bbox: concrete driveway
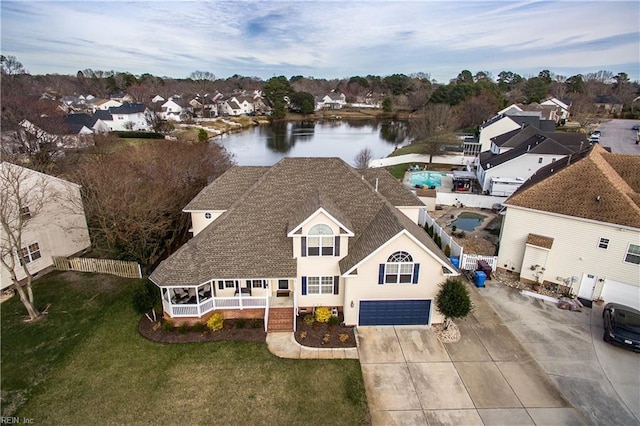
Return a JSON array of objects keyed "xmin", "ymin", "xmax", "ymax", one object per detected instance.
[
  {"xmin": 357, "ymin": 286, "xmax": 584, "ymax": 425},
  {"xmin": 481, "ymin": 281, "xmax": 640, "ymax": 425}
]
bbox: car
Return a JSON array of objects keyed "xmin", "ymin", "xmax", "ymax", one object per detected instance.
[
  {"xmin": 602, "ymin": 303, "xmax": 640, "ymax": 352},
  {"xmin": 592, "ymin": 129, "xmax": 602, "ymax": 137},
  {"xmin": 632, "ymin": 124, "xmax": 639, "ymax": 131}
]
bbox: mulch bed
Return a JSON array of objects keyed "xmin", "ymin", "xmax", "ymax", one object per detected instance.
[
  {"xmin": 138, "ymin": 316, "xmax": 266, "ymax": 344},
  {"xmin": 293, "ymin": 315, "xmax": 356, "ymax": 348}
]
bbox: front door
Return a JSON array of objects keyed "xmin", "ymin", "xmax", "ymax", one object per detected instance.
[{"xmin": 578, "ymin": 273, "xmax": 597, "ymax": 300}]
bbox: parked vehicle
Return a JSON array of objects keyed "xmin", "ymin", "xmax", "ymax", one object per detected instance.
[
  {"xmin": 602, "ymin": 303, "xmax": 640, "ymax": 352},
  {"xmin": 631, "ymin": 124, "xmax": 639, "ymax": 131}
]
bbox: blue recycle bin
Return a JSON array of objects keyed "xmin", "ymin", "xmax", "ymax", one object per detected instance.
[
  {"xmin": 474, "ymin": 271, "xmax": 487, "ymax": 288},
  {"xmin": 450, "ymin": 257, "xmax": 460, "ymax": 269}
]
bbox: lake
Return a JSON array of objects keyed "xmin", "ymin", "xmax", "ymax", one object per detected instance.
[{"xmin": 212, "ymin": 120, "xmax": 410, "ymax": 166}]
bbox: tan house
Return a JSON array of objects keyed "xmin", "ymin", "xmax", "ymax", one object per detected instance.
[
  {"xmin": 149, "ymin": 158, "xmax": 458, "ymax": 331},
  {"xmin": 0, "ymin": 163, "xmax": 91, "ymax": 289},
  {"xmin": 497, "ymin": 145, "xmax": 640, "ymax": 309}
]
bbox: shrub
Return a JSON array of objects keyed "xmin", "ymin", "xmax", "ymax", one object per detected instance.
[
  {"xmin": 178, "ymin": 323, "xmax": 190, "ymax": 334},
  {"xmin": 328, "ymin": 315, "xmax": 340, "ymax": 326},
  {"xmin": 161, "ymin": 320, "xmax": 174, "ymax": 332},
  {"xmin": 315, "ymin": 307, "xmax": 332, "ymax": 323},
  {"xmin": 322, "ymin": 333, "xmax": 331, "ymax": 344},
  {"xmin": 114, "ymin": 131, "xmax": 164, "ymax": 139},
  {"xmin": 207, "ymin": 313, "xmax": 224, "ymax": 332},
  {"xmin": 444, "ymin": 244, "xmax": 451, "ymax": 257},
  {"xmin": 251, "ymin": 318, "xmax": 261, "ymax": 329},
  {"xmin": 192, "ymin": 322, "xmax": 206, "ymax": 332},
  {"xmin": 303, "ymin": 314, "xmax": 315, "ymax": 326},
  {"xmin": 339, "ymin": 333, "xmax": 350, "ymax": 342},
  {"xmin": 197, "ymin": 128, "xmax": 208, "ymax": 142},
  {"xmin": 300, "ymin": 331, "xmax": 308, "ymax": 340},
  {"xmin": 435, "ymin": 277, "xmax": 473, "ymax": 327},
  {"xmin": 132, "ymin": 279, "xmax": 160, "ymax": 319},
  {"xmin": 235, "ymin": 319, "xmax": 246, "ymax": 329}
]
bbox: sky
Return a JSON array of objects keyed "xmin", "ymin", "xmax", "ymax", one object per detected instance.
[{"xmin": 2, "ymin": 0, "xmax": 639, "ymax": 82}]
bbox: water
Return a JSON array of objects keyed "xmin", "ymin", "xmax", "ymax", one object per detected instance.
[
  {"xmin": 212, "ymin": 120, "xmax": 410, "ymax": 166},
  {"xmin": 409, "ymin": 171, "xmax": 446, "ymax": 188},
  {"xmin": 451, "ymin": 212, "xmax": 487, "ymax": 231}
]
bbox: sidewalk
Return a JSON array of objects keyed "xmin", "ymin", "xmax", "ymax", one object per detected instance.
[{"xmin": 266, "ymin": 331, "xmax": 359, "ymax": 359}]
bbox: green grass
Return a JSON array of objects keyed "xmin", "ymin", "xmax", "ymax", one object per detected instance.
[{"xmin": 1, "ymin": 272, "xmax": 368, "ymax": 424}]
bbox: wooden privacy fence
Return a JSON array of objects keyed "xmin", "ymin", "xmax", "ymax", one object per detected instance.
[{"xmin": 52, "ymin": 257, "xmax": 142, "ymax": 279}]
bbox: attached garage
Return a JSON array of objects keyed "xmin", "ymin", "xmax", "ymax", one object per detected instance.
[{"xmin": 359, "ymin": 300, "xmax": 431, "ymax": 326}]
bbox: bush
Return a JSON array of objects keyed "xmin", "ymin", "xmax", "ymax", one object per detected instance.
[
  {"xmin": 178, "ymin": 323, "xmax": 190, "ymax": 334},
  {"xmin": 161, "ymin": 320, "xmax": 174, "ymax": 332},
  {"xmin": 235, "ymin": 319, "xmax": 246, "ymax": 329},
  {"xmin": 435, "ymin": 277, "xmax": 473, "ymax": 323},
  {"xmin": 197, "ymin": 128, "xmax": 209, "ymax": 142},
  {"xmin": 328, "ymin": 315, "xmax": 340, "ymax": 326},
  {"xmin": 251, "ymin": 318, "xmax": 261, "ymax": 329},
  {"xmin": 207, "ymin": 313, "xmax": 224, "ymax": 332},
  {"xmin": 444, "ymin": 244, "xmax": 451, "ymax": 257},
  {"xmin": 192, "ymin": 322, "xmax": 206, "ymax": 332},
  {"xmin": 303, "ymin": 314, "xmax": 315, "ymax": 326},
  {"xmin": 339, "ymin": 333, "xmax": 350, "ymax": 342},
  {"xmin": 315, "ymin": 307, "xmax": 332, "ymax": 323},
  {"xmin": 131, "ymin": 279, "xmax": 160, "ymax": 317},
  {"xmin": 114, "ymin": 131, "xmax": 165, "ymax": 139}
]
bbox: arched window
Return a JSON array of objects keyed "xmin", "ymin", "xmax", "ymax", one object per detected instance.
[
  {"xmin": 384, "ymin": 251, "xmax": 415, "ymax": 283},
  {"xmin": 307, "ymin": 224, "xmax": 335, "ymax": 256}
]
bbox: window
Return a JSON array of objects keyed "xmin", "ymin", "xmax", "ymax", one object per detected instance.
[
  {"xmin": 204, "ymin": 212, "xmax": 212, "ymax": 219},
  {"xmin": 307, "ymin": 277, "xmax": 334, "ymax": 295},
  {"xmin": 247, "ymin": 279, "xmax": 267, "ymax": 289},
  {"xmin": 217, "ymin": 280, "xmax": 237, "ymax": 290},
  {"xmin": 624, "ymin": 244, "xmax": 640, "ymax": 265},
  {"xmin": 538, "ymin": 157, "xmax": 543, "ymax": 164},
  {"xmin": 307, "ymin": 224, "xmax": 334, "ymax": 256},
  {"xmin": 20, "ymin": 206, "xmax": 31, "ymax": 219},
  {"xmin": 19, "ymin": 242, "xmax": 41, "ymax": 265},
  {"xmin": 384, "ymin": 251, "xmax": 415, "ymax": 284},
  {"xmin": 598, "ymin": 238, "xmax": 609, "ymax": 249}
]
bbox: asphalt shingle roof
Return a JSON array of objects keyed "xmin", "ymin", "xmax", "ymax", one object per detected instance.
[
  {"xmin": 506, "ymin": 144, "xmax": 640, "ymax": 229},
  {"xmin": 151, "ymin": 157, "xmax": 447, "ymax": 286}
]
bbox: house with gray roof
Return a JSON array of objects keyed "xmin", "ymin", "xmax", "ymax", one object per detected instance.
[
  {"xmin": 498, "ymin": 144, "xmax": 640, "ymax": 309},
  {"xmin": 150, "ymin": 157, "xmax": 458, "ymax": 330}
]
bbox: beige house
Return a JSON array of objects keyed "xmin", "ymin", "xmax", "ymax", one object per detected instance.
[
  {"xmin": 0, "ymin": 163, "xmax": 91, "ymax": 289},
  {"xmin": 497, "ymin": 145, "xmax": 640, "ymax": 309},
  {"xmin": 150, "ymin": 158, "xmax": 458, "ymax": 331}
]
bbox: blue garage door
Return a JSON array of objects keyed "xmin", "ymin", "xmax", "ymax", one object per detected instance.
[{"xmin": 359, "ymin": 300, "xmax": 431, "ymax": 326}]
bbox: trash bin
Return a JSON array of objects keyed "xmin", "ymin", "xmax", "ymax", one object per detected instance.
[
  {"xmin": 474, "ymin": 271, "xmax": 487, "ymax": 288},
  {"xmin": 450, "ymin": 257, "xmax": 460, "ymax": 269}
]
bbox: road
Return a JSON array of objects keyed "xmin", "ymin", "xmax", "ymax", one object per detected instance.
[{"xmin": 596, "ymin": 118, "xmax": 640, "ymax": 155}]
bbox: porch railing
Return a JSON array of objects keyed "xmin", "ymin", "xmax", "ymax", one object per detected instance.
[{"xmin": 167, "ymin": 296, "xmax": 268, "ymax": 318}]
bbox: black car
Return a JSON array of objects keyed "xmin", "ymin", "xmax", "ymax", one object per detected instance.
[{"xmin": 602, "ymin": 303, "xmax": 640, "ymax": 352}]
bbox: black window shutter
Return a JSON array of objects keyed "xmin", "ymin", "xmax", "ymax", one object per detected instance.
[
  {"xmin": 378, "ymin": 264, "xmax": 385, "ymax": 285},
  {"xmin": 334, "ymin": 236, "xmax": 340, "ymax": 256},
  {"xmin": 302, "ymin": 276, "xmax": 307, "ymax": 295},
  {"xmin": 301, "ymin": 237, "xmax": 307, "ymax": 257},
  {"xmin": 218, "ymin": 280, "xmax": 223, "ymax": 290},
  {"xmin": 333, "ymin": 276, "xmax": 339, "ymax": 294},
  {"xmin": 412, "ymin": 264, "xmax": 420, "ymax": 284}
]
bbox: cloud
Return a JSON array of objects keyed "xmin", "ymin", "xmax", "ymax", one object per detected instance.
[{"xmin": 1, "ymin": 0, "xmax": 638, "ymax": 81}]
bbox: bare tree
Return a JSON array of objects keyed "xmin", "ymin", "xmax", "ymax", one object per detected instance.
[
  {"xmin": 569, "ymin": 94, "xmax": 599, "ymax": 129},
  {"xmin": 410, "ymin": 104, "xmax": 459, "ymax": 163},
  {"xmin": 354, "ymin": 147, "xmax": 373, "ymax": 169},
  {"xmin": 0, "ymin": 163, "xmax": 54, "ymax": 321}
]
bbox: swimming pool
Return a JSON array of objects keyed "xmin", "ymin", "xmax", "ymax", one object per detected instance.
[
  {"xmin": 451, "ymin": 212, "xmax": 487, "ymax": 231},
  {"xmin": 410, "ymin": 171, "xmax": 446, "ymax": 188}
]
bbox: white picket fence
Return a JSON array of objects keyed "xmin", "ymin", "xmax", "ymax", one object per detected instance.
[{"xmin": 52, "ymin": 257, "xmax": 142, "ymax": 279}]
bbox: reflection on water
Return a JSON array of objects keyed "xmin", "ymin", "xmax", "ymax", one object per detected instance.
[{"xmin": 214, "ymin": 120, "xmax": 410, "ymax": 166}]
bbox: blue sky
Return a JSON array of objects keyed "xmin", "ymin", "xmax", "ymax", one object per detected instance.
[{"xmin": 2, "ymin": 1, "xmax": 639, "ymax": 82}]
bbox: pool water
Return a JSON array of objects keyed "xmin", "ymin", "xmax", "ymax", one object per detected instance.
[
  {"xmin": 451, "ymin": 212, "xmax": 486, "ymax": 231},
  {"xmin": 410, "ymin": 171, "xmax": 445, "ymax": 188}
]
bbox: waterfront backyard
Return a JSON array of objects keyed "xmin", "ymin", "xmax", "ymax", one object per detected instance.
[{"xmin": 0, "ymin": 272, "xmax": 368, "ymax": 424}]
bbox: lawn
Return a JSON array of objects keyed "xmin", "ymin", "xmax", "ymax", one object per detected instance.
[{"xmin": 1, "ymin": 272, "xmax": 368, "ymax": 424}]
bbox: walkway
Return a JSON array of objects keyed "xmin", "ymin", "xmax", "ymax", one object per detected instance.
[{"xmin": 266, "ymin": 332, "xmax": 359, "ymax": 359}]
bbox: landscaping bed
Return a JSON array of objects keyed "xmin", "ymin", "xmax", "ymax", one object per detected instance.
[
  {"xmin": 138, "ymin": 316, "xmax": 266, "ymax": 344},
  {"xmin": 294, "ymin": 314, "xmax": 356, "ymax": 348}
]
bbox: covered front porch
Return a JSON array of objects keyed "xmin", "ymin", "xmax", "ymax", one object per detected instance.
[{"xmin": 158, "ymin": 278, "xmax": 296, "ymax": 326}]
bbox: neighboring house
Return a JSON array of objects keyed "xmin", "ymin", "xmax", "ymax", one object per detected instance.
[
  {"xmin": 149, "ymin": 158, "xmax": 458, "ymax": 330},
  {"xmin": 498, "ymin": 144, "xmax": 640, "ymax": 309},
  {"xmin": 160, "ymin": 97, "xmax": 191, "ymax": 122},
  {"xmin": 220, "ymin": 96, "xmax": 255, "ymax": 116},
  {"xmin": 104, "ymin": 103, "xmax": 152, "ymax": 131},
  {"xmin": 478, "ymin": 110, "xmax": 555, "ymax": 152},
  {"xmin": 594, "ymin": 96, "xmax": 624, "ymax": 114},
  {"xmin": 0, "ymin": 163, "xmax": 91, "ymax": 289},
  {"xmin": 91, "ymin": 98, "xmax": 123, "ymax": 111},
  {"xmin": 151, "ymin": 95, "xmax": 165, "ymax": 104},
  {"xmin": 189, "ymin": 97, "xmax": 218, "ymax": 118},
  {"xmin": 540, "ymin": 97, "xmax": 570, "ymax": 121},
  {"xmin": 18, "ymin": 118, "xmax": 95, "ymax": 150},
  {"xmin": 475, "ymin": 125, "xmax": 588, "ymax": 195},
  {"xmin": 315, "ymin": 93, "xmax": 347, "ymax": 110}
]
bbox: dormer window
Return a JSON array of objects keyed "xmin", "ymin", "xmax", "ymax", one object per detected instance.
[{"xmin": 307, "ymin": 224, "xmax": 334, "ymax": 256}]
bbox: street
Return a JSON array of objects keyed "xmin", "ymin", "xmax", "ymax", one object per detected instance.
[{"xmin": 596, "ymin": 118, "xmax": 640, "ymax": 155}]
